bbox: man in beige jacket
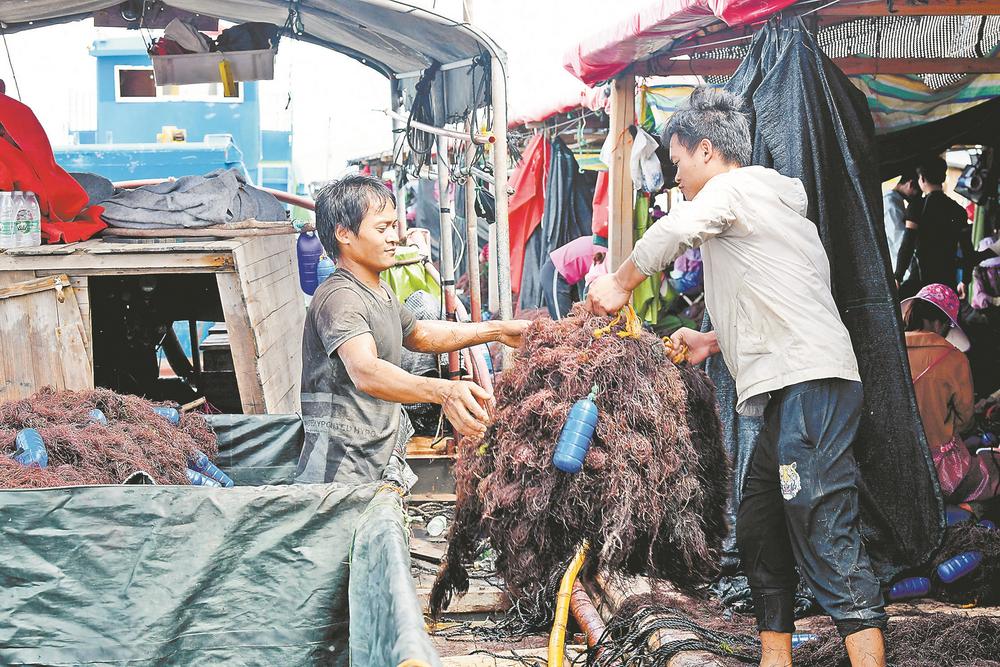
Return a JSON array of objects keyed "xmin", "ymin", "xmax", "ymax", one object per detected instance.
[{"xmin": 587, "ymin": 88, "xmax": 886, "ymax": 667}]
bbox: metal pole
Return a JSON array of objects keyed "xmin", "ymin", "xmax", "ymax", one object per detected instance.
[
  {"xmin": 464, "ymin": 132, "xmax": 483, "ymax": 322},
  {"xmin": 437, "ymin": 136, "xmax": 462, "ymax": 383},
  {"xmin": 390, "ymin": 78, "xmax": 407, "ymax": 237},
  {"xmin": 490, "ymin": 55, "xmax": 514, "ymax": 365},
  {"xmin": 381, "ymin": 109, "xmax": 495, "ymax": 145}
]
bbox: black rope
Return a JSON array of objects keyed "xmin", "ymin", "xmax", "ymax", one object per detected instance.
[{"xmin": 1, "ymin": 23, "xmax": 22, "ymax": 100}]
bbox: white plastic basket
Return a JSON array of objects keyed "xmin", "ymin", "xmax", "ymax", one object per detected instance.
[{"xmin": 151, "ymin": 48, "xmax": 276, "ymax": 86}]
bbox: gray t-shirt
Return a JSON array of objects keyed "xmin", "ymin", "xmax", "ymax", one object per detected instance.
[{"xmin": 295, "ymin": 268, "xmax": 417, "ymax": 485}]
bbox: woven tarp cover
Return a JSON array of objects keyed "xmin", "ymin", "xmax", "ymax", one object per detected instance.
[
  {"xmin": 722, "ymin": 18, "xmax": 943, "ymax": 582},
  {"xmin": 350, "ymin": 489, "xmax": 442, "ymax": 666},
  {"xmin": 0, "ymin": 415, "xmax": 433, "ymax": 666}
]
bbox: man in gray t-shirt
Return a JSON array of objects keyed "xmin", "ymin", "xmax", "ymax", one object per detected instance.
[{"xmin": 295, "ymin": 175, "xmax": 528, "ymax": 486}]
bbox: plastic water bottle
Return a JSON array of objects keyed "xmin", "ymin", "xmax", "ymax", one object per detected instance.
[
  {"xmin": 553, "ymin": 385, "xmax": 599, "ymax": 473},
  {"xmin": 186, "ymin": 468, "xmax": 223, "ymax": 487},
  {"xmin": 978, "ymin": 519, "xmax": 996, "ymax": 530},
  {"xmin": 187, "ymin": 450, "xmax": 234, "ymax": 487},
  {"xmin": 888, "ymin": 576, "xmax": 930, "ymax": 601},
  {"xmin": 791, "ymin": 633, "xmax": 818, "ymax": 648},
  {"xmin": 11, "ymin": 191, "xmax": 30, "ymax": 248},
  {"xmin": 88, "ymin": 408, "xmax": 108, "ymax": 426},
  {"xmin": 152, "ymin": 407, "xmax": 180, "ymax": 424},
  {"xmin": 945, "ymin": 505, "xmax": 972, "ymax": 525},
  {"xmin": 0, "ymin": 192, "xmax": 17, "ymax": 250},
  {"xmin": 13, "ymin": 428, "xmax": 48, "ymax": 468},
  {"xmin": 316, "ymin": 255, "xmax": 335, "ymax": 285},
  {"xmin": 937, "ymin": 551, "xmax": 983, "ymax": 583},
  {"xmin": 24, "ymin": 191, "xmax": 41, "ymax": 247},
  {"xmin": 296, "ymin": 231, "xmax": 325, "ymax": 295}
]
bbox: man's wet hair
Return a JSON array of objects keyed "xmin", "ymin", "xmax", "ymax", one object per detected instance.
[
  {"xmin": 916, "ymin": 156, "xmax": 948, "ymax": 186},
  {"xmin": 314, "ymin": 174, "xmax": 395, "ymax": 258},
  {"xmin": 663, "ymin": 87, "xmax": 752, "ymax": 167}
]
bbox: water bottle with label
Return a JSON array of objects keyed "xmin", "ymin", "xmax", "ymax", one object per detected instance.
[
  {"xmin": 24, "ymin": 191, "xmax": 41, "ymax": 247},
  {"xmin": 0, "ymin": 191, "xmax": 16, "ymax": 250},
  {"xmin": 12, "ymin": 191, "xmax": 31, "ymax": 248}
]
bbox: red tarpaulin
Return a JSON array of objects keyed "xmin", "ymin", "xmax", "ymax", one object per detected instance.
[
  {"xmin": 508, "ymin": 84, "xmax": 611, "ymax": 128},
  {"xmin": 563, "ymin": 0, "xmax": 798, "ymax": 85}
]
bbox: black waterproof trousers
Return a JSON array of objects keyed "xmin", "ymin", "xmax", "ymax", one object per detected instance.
[{"xmin": 736, "ymin": 378, "xmax": 888, "ymax": 638}]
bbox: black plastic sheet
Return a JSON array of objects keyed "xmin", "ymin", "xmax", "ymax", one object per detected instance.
[{"xmin": 722, "ymin": 18, "xmax": 944, "ymax": 582}]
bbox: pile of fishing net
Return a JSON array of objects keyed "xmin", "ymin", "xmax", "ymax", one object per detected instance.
[
  {"xmin": 586, "ymin": 592, "xmax": 1000, "ymax": 667},
  {"xmin": 927, "ymin": 520, "xmax": 1000, "ymax": 605},
  {"xmin": 431, "ymin": 306, "xmax": 730, "ymax": 615},
  {"xmin": 0, "ymin": 387, "xmax": 217, "ymax": 488}
]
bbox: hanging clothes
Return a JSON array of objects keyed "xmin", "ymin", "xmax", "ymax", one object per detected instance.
[
  {"xmin": 507, "ymin": 134, "xmax": 550, "ymax": 296},
  {"xmin": 592, "ymin": 170, "xmax": 609, "ymax": 239},
  {"xmin": 519, "ymin": 138, "xmax": 593, "ymax": 311},
  {"xmin": 632, "ymin": 192, "xmax": 663, "ymax": 325}
]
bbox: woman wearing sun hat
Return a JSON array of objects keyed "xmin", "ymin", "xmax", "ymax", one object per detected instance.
[{"xmin": 903, "ymin": 283, "xmax": 1000, "ymax": 503}]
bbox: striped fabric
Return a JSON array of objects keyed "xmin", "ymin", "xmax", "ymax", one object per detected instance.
[{"xmin": 639, "ymin": 16, "xmax": 1000, "ymax": 136}]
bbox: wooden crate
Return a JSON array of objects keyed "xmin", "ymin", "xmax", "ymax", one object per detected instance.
[{"xmin": 0, "ymin": 236, "xmax": 304, "ymax": 413}]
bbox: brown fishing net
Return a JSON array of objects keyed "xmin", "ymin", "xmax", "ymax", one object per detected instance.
[
  {"xmin": 431, "ymin": 306, "xmax": 730, "ymax": 615},
  {"xmin": 0, "ymin": 388, "xmax": 217, "ymax": 488}
]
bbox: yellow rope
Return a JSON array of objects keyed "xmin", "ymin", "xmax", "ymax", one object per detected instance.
[
  {"xmin": 593, "ymin": 304, "xmax": 642, "ymax": 340},
  {"xmin": 547, "ymin": 540, "xmax": 590, "ymax": 667},
  {"xmin": 662, "ymin": 336, "xmax": 690, "ymax": 365}
]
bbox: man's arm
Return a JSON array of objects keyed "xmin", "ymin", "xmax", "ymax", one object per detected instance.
[
  {"xmin": 404, "ymin": 319, "xmax": 529, "ymax": 353},
  {"xmin": 338, "ymin": 333, "xmax": 492, "ymax": 436},
  {"xmin": 587, "ymin": 185, "xmax": 735, "ymax": 315}
]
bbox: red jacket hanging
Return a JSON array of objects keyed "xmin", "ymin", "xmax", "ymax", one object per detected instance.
[
  {"xmin": 507, "ymin": 134, "xmax": 550, "ymax": 295},
  {"xmin": 0, "ymin": 93, "xmax": 106, "ymax": 243}
]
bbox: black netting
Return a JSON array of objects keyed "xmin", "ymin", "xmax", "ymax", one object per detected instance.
[{"xmin": 695, "ymin": 15, "xmax": 1000, "ymax": 90}]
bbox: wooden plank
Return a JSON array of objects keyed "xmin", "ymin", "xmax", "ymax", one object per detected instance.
[
  {"xmin": 410, "ymin": 537, "xmax": 446, "ymax": 564},
  {"xmin": 54, "ymin": 284, "xmax": 94, "ymax": 389},
  {"xmin": 1, "ymin": 242, "xmax": 84, "ymax": 256},
  {"xmin": 645, "ymin": 56, "xmax": 1000, "ymax": 76},
  {"xmin": 85, "ymin": 240, "xmax": 241, "ymax": 254},
  {"xmin": 66, "ymin": 276, "xmax": 92, "ymax": 363},
  {"xmin": 216, "ymin": 272, "xmax": 266, "ymax": 414},
  {"xmin": 608, "ymin": 75, "xmax": 635, "ymax": 271},
  {"xmin": 231, "ymin": 235, "xmax": 304, "ymax": 414},
  {"xmin": 0, "ymin": 274, "xmax": 70, "ymax": 300},
  {"xmin": 0, "ymin": 282, "xmax": 92, "ymax": 401},
  {"xmin": 0, "ymin": 287, "xmax": 35, "ymax": 401},
  {"xmin": 1, "ymin": 251, "xmax": 235, "ymax": 273},
  {"xmin": 818, "ymin": 0, "xmax": 1000, "ymax": 17}
]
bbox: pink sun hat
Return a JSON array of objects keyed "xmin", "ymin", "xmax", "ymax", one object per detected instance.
[{"xmin": 901, "ymin": 283, "xmax": 970, "ymax": 352}]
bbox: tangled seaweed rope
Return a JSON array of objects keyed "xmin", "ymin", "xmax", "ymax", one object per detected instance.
[
  {"xmin": 432, "ymin": 565, "xmax": 568, "ymax": 645},
  {"xmin": 0, "ymin": 387, "xmax": 217, "ymax": 487},
  {"xmin": 431, "ymin": 305, "xmax": 730, "ymax": 616},
  {"xmin": 581, "ymin": 593, "xmax": 760, "ymax": 666},
  {"xmin": 794, "ymin": 615, "xmax": 1000, "ymax": 667}
]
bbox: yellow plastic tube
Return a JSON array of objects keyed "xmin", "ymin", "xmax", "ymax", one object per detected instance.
[{"xmin": 547, "ymin": 540, "xmax": 590, "ymax": 666}]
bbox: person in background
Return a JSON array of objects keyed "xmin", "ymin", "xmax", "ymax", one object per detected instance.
[
  {"xmin": 540, "ymin": 234, "xmax": 597, "ymax": 319},
  {"xmin": 883, "ymin": 170, "xmax": 919, "ymax": 278},
  {"xmin": 895, "ymin": 156, "xmax": 974, "ymax": 299},
  {"xmin": 585, "ymin": 233, "xmax": 609, "ymax": 286},
  {"xmin": 903, "ymin": 284, "xmax": 1000, "ymax": 503}
]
